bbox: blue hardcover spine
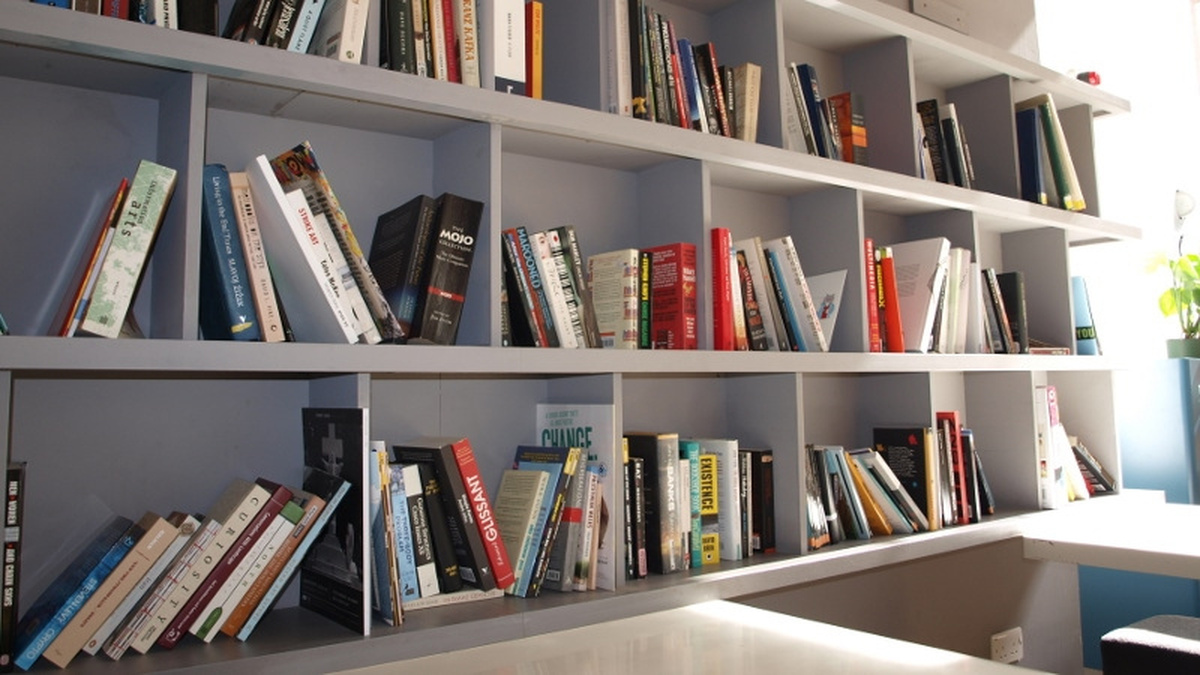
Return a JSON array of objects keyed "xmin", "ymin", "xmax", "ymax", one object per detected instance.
[
  {"xmin": 1015, "ymin": 107, "xmax": 1047, "ymax": 205},
  {"xmin": 796, "ymin": 64, "xmax": 831, "ymax": 159},
  {"xmin": 200, "ymin": 163, "xmax": 261, "ymax": 341}
]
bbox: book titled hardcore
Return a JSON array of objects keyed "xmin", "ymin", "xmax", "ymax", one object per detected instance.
[{"xmin": 409, "ymin": 193, "xmax": 484, "ymax": 345}]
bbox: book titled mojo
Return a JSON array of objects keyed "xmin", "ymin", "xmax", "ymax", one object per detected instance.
[{"xmin": 409, "ymin": 193, "xmax": 484, "ymax": 345}]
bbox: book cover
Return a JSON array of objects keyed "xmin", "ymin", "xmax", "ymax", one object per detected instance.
[
  {"xmin": 577, "ymin": 461, "xmax": 606, "ymax": 590},
  {"xmin": 52, "ymin": 178, "xmax": 128, "ymax": 337},
  {"xmin": 271, "ymin": 141, "xmax": 396, "ymax": 343},
  {"xmin": 734, "ymin": 236, "xmax": 787, "ymax": 351},
  {"xmin": 1016, "ymin": 93, "xmax": 1086, "ymax": 211},
  {"xmin": 637, "ymin": 249, "xmax": 652, "ymax": 349},
  {"xmin": 803, "ymin": 447, "xmax": 831, "ymax": 550},
  {"xmin": 393, "ymin": 437, "xmax": 497, "ymax": 591},
  {"xmin": 387, "ymin": 464, "xmax": 421, "ymax": 609},
  {"xmin": 623, "ymin": 432, "xmax": 682, "ymax": 574},
  {"xmin": 553, "ymin": 226, "xmax": 603, "ymax": 348},
  {"xmin": 1071, "ymin": 275, "xmax": 1101, "ymax": 355},
  {"xmin": 796, "ymin": 63, "xmax": 835, "ymax": 158},
  {"xmin": 369, "ymin": 193, "xmax": 438, "ymax": 339},
  {"xmin": 299, "ymin": 407, "xmax": 369, "ymax": 636},
  {"xmin": 877, "ymin": 246, "xmax": 906, "ymax": 353},
  {"xmin": 627, "ymin": 454, "xmax": 648, "ymax": 578},
  {"xmin": 510, "ymin": 445, "xmax": 581, "ymax": 597},
  {"xmin": 846, "ymin": 448, "xmax": 914, "ymax": 534},
  {"xmin": 858, "ymin": 447, "xmax": 927, "ymax": 531},
  {"xmin": 806, "ymin": 268, "xmax": 847, "ymax": 348},
  {"xmin": 410, "ymin": 192, "xmax": 484, "ymax": 345},
  {"xmin": 874, "ymin": 427, "xmax": 940, "ymax": 530},
  {"xmin": 587, "ymin": 248, "xmax": 640, "ymax": 349},
  {"xmin": 43, "ymin": 512, "xmax": 177, "ymax": 668},
  {"xmin": 864, "ymin": 238, "xmax": 882, "ymax": 352},
  {"xmin": 228, "ymin": 171, "xmax": 286, "ymax": 343},
  {"xmin": 828, "ymin": 91, "xmax": 867, "ymax": 165},
  {"xmin": 995, "ymin": 271, "xmax": 1029, "ymax": 354},
  {"xmin": 492, "ymin": 468, "xmax": 549, "ymax": 597},
  {"xmin": 961, "ymin": 428, "xmax": 995, "ymax": 517},
  {"xmin": 888, "ymin": 237, "xmax": 951, "ymax": 353},
  {"xmin": 732, "ymin": 62, "xmax": 761, "ymax": 142},
  {"xmin": 531, "ymin": 230, "xmax": 579, "ymax": 349},
  {"xmin": 395, "ymin": 463, "xmax": 440, "ymax": 601},
  {"xmin": 381, "ymin": 0, "xmax": 417, "ymax": 73},
  {"xmin": 265, "ymin": 0, "xmax": 302, "ymax": 48},
  {"xmin": 159, "ymin": 482, "xmax": 292, "ymax": 649},
  {"xmin": 78, "ymin": 160, "xmax": 177, "ymax": 338},
  {"xmin": 199, "ymin": 163, "xmax": 261, "ymax": 342},
  {"xmin": 645, "ymin": 241, "xmax": 698, "ymax": 350},
  {"xmin": 246, "ymin": 155, "xmax": 358, "ymax": 343},
  {"xmin": 982, "ymin": 267, "xmax": 1017, "ymax": 354},
  {"xmin": 234, "ymin": 468, "xmax": 350, "ymax": 641},
  {"xmin": 694, "ymin": 438, "xmax": 742, "ymax": 561},
  {"xmin": 13, "ymin": 515, "xmax": 135, "ymax": 671},
  {"xmin": 501, "ymin": 228, "xmax": 548, "ymax": 347},
  {"xmin": 1015, "ymin": 106, "xmax": 1049, "ymax": 205},
  {"xmin": 524, "ymin": 0, "xmax": 541, "ymax": 97},
  {"xmin": 0, "ymin": 463, "xmax": 25, "ymax": 670},
  {"xmin": 936, "ymin": 411, "xmax": 972, "ymax": 526},
  {"xmin": 842, "ymin": 452, "xmax": 893, "ymax": 536},
  {"xmin": 285, "ymin": 0, "xmax": 326, "ymax": 52},
  {"xmin": 938, "ymin": 103, "xmax": 972, "ymax": 189},
  {"xmin": 542, "ymin": 229, "xmax": 586, "ymax": 348}
]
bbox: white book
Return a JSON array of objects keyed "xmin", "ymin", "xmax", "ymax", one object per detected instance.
[
  {"xmin": 454, "ymin": 0, "xmax": 480, "ymax": 87},
  {"xmin": 314, "ymin": 211, "xmax": 381, "ymax": 344},
  {"xmin": 762, "ymin": 236, "xmax": 828, "ymax": 352},
  {"xmin": 397, "ymin": 463, "xmax": 440, "ymax": 599},
  {"xmin": 427, "ymin": 0, "xmax": 449, "ymax": 80},
  {"xmin": 861, "ymin": 448, "xmax": 929, "ymax": 531},
  {"xmin": 478, "ymin": 0, "xmax": 525, "ymax": 94},
  {"xmin": 311, "ymin": 0, "xmax": 369, "ymax": 63},
  {"xmin": 694, "ymin": 438, "xmax": 742, "ymax": 561},
  {"xmin": 964, "ymin": 261, "xmax": 989, "ymax": 353},
  {"xmin": 887, "ymin": 236, "xmax": 951, "ymax": 354},
  {"xmin": 604, "ymin": 0, "xmax": 632, "ymax": 116},
  {"xmin": 951, "ymin": 248, "xmax": 973, "ymax": 353},
  {"xmin": 1034, "ymin": 385, "xmax": 1070, "ymax": 509},
  {"xmin": 246, "ymin": 155, "xmax": 357, "ymax": 343},
  {"xmin": 532, "ymin": 230, "xmax": 579, "ymax": 348},
  {"xmin": 587, "ymin": 248, "xmax": 639, "ymax": 349}
]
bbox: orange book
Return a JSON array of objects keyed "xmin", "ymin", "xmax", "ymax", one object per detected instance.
[
  {"xmin": 878, "ymin": 246, "xmax": 905, "ymax": 353},
  {"xmin": 525, "ymin": 1, "xmax": 543, "ymax": 99}
]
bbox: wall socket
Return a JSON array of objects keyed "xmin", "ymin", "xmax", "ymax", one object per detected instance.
[{"xmin": 990, "ymin": 627, "xmax": 1024, "ymax": 663}]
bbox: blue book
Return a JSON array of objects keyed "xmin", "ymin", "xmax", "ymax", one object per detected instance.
[
  {"xmin": 13, "ymin": 515, "xmax": 137, "ymax": 670},
  {"xmin": 199, "ymin": 163, "xmax": 261, "ymax": 341},
  {"xmin": 1071, "ymin": 275, "xmax": 1101, "ymax": 355},
  {"xmin": 236, "ymin": 468, "xmax": 350, "ymax": 641},
  {"xmin": 676, "ymin": 38, "xmax": 704, "ymax": 131},
  {"xmin": 679, "ymin": 440, "xmax": 702, "ymax": 568},
  {"xmin": 1015, "ymin": 107, "xmax": 1048, "ymax": 205},
  {"xmin": 796, "ymin": 63, "xmax": 832, "ymax": 159},
  {"xmin": 765, "ymin": 248, "xmax": 806, "ymax": 351},
  {"xmin": 511, "ymin": 445, "xmax": 580, "ymax": 598},
  {"xmin": 388, "ymin": 465, "xmax": 420, "ymax": 605}
]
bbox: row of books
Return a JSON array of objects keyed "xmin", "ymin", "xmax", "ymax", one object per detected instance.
[
  {"xmin": 713, "ymin": 229, "xmax": 845, "ymax": 352},
  {"xmin": 10, "ymin": 468, "xmax": 350, "ymax": 670},
  {"xmin": 917, "ymin": 98, "xmax": 975, "ymax": 189},
  {"xmin": 624, "ymin": 433, "xmax": 775, "ymax": 579},
  {"xmin": 615, "ymin": 0, "xmax": 762, "ymax": 142},
  {"xmin": 784, "ymin": 61, "xmax": 868, "ymax": 165},
  {"xmin": 1015, "ymin": 93, "xmax": 1087, "ymax": 213},
  {"xmin": 1035, "ymin": 384, "xmax": 1116, "ymax": 511}
]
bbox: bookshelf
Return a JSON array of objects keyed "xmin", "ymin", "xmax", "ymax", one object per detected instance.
[{"xmin": 0, "ymin": 0, "xmax": 1136, "ymax": 671}]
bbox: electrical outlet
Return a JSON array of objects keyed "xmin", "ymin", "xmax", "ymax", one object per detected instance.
[{"xmin": 990, "ymin": 627, "xmax": 1024, "ymax": 663}]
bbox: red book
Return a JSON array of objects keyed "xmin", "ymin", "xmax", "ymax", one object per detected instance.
[
  {"xmin": 442, "ymin": 0, "xmax": 461, "ymax": 83},
  {"xmin": 864, "ymin": 237, "xmax": 882, "ymax": 352},
  {"xmin": 450, "ymin": 438, "xmax": 516, "ymax": 590},
  {"xmin": 936, "ymin": 411, "xmax": 972, "ymax": 526},
  {"xmin": 878, "ymin": 247, "xmax": 905, "ymax": 353},
  {"xmin": 711, "ymin": 228, "xmax": 735, "ymax": 350},
  {"xmin": 156, "ymin": 481, "xmax": 292, "ymax": 649},
  {"xmin": 644, "ymin": 242, "xmax": 698, "ymax": 350}
]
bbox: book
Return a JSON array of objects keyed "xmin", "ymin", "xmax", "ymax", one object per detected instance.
[
  {"xmin": 411, "ymin": 461, "xmax": 463, "ymax": 595},
  {"xmin": 936, "ymin": 411, "xmax": 972, "ymax": 526},
  {"xmin": 743, "ymin": 448, "xmax": 775, "ymax": 554},
  {"xmin": 159, "ymin": 481, "xmax": 292, "ymax": 649},
  {"xmin": 574, "ymin": 462, "xmax": 603, "ymax": 589},
  {"xmin": 734, "ymin": 236, "xmax": 787, "ymax": 351},
  {"xmin": 678, "ymin": 440, "xmax": 701, "ymax": 567},
  {"xmin": 803, "ymin": 446, "xmax": 831, "ymax": 550},
  {"xmin": 806, "ymin": 268, "xmax": 847, "ymax": 348},
  {"xmin": 270, "ymin": 141, "xmax": 398, "ymax": 343},
  {"xmin": 696, "ymin": 453, "xmax": 719, "ymax": 564},
  {"xmin": 392, "ymin": 437, "xmax": 497, "ymax": 591},
  {"xmin": 1071, "ymin": 437, "xmax": 1116, "ymax": 494},
  {"xmin": 299, "ymin": 407, "xmax": 369, "ymax": 635},
  {"xmin": 637, "ymin": 249, "xmax": 652, "ymax": 349},
  {"xmin": 734, "ymin": 249, "xmax": 769, "ymax": 351},
  {"xmin": 285, "ymin": 0, "xmax": 326, "ymax": 53},
  {"xmin": 553, "ymin": 226, "xmax": 603, "ymax": 348},
  {"xmin": 265, "ymin": 0, "xmax": 302, "ymax": 48},
  {"xmin": 842, "ymin": 452, "xmax": 892, "ymax": 536},
  {"xmin": 531, "ymin": 230, "xmax": 579, "ymax": 349},
  {"xmin": 199, "ymin": 164, "xmax": 261, "ymax": 342},
  {"xmin": 1015, "ymin": 106, "xmax": 1049, "ymax": 205},
  {"xmin": 52, "ymin": 178, "xmax": 128, "ymax": 337},
  {"xmin": 623, "ymin": 432, "xmax": 682, "ymax": 574},
  {"xmin": 762, "ymin": 236, "xmax": 827, "ymax": 352},
  {"xmin": 995, "ymin": 271, "xmax": 1029, "ymax": 354},
  {"xmin": 863, "ymin": 238, "xmax": 882, "ymax": 352},
  {"xmin": 42, "ymin": 512, "xmax": 177, "ymax": 668},
  {"xmin": 234, "ymin": 468, "xmax": 350, "ymax": 641},
  {"xmin": 876, "ymin": 245, "xmax": 905, "ymax": 353},
  {"xmin": 479, "ymin": 0, "xmax": 525, "ymax": 94},
  {"xmin": 386, "ymin": 463, "xmax": 422, "ymax": 609},
  {"xmin": 492, "ymin": 468, "xmax": 549, "ymax": 597},
  {"xmin": 874, "ymin": 427, "xmax": 940, "ymax": 530},
  {"xmin": 370, "ymin": 193, "xmax": 438, "ymax": 339},
  {"xmin": 828, "ymin": 91, "xmax": 867, "ymax": 165},
  {"xmin": 644, "ymin": 241, "xmax": 698, "ymax": 349},
  {"xmin": 694, "ymin": 438, "xmax": 742, "ymax": 561},
  {"xmin": 587, "ymin": 248, "xmax": 640, "ymax": 349},
  {"xmin": 888, "ymin": 237, "xmax": 950, "ymax": 353},
  {"xmin": 524, "ymin": 0, "xmax": 541, "ymax": 97},
  {"xmin": 1015, "ymin": 93, "xmax": 1086, "ymax": 212},
  {"xmin": 711, "ymin": 227, "xmax": 736, "ymax": 350},
  {"xmin": 915, "ymin": 98, "xmax": 948, "ymax": 183},
  {"xmin": 961, "ymin": 428, "xmax": 994, "ymax": 517},
  {"xmin": 1071, "ymin": 275, "xmax": 1101, "ymax": 355},
  {"xmin": 409, "ymin": 192, "xmax": 484, "ymax": 345},
  {"xmin": 938, "ymin": 103, "xmax": 972, "ymax": 189},
  {"xmin": 510, "ymin": 445, "xmax": 581, "ymax": 597},
  {"xmin": 1034, "ymin": 385, "xmax": 1071, "ymax": 509},
  {"xmin": 367, "ymin": 444, "xmax": 402, "ymax": 625},
  {"xmin": 401, "ymin": 586, "xmax": 504, "ymax": 611},
  {"xmin": 13, "ymin": 514, "xmax": 135, "ymax": 670},
  {"xmin": 731, "ymin": 62, "xmax": 761, "ymax": 142},
  {"xmin": 0, "ymin": 463, "xmax": 24, "ymax": 670},
  {"xmin": 83, "ymin": 513, "xmax": 197, "ymax": 657},
  {"xmin": 246, "ymin": 155, "xmax": 358, "ymax": 343},
  {"xmin": 795, "ymin": 63, "xmax": 835, "ymax": 159},
  {"xmin": 310, "ymin": 0, "xmax": 369, "ymax": 63},
  {"xmin": 77, "ymin": 160, "xmax": 177, "ymax": 338},
  {"xmin": 394, "ymin": 463, "xmax": 439, "ymax": 601},
  {"xmin": 380, "ymin": 0, "xmax": 417, "ymax": 73},
  {"xmin": 982, "ymin": 267, "xmax": 1017, "ymax": 354},
  {"xmin": 228, "ymin": 171, "xmax": 286, "ymax": 343},
  {"xmin": 846, "ymin": 448, "xmax": 914, "ymax": 535}
]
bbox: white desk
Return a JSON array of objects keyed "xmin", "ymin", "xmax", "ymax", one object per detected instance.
[
  {"xmin": 1022, "ymin": 491, "xmax": 1200, "ymax": 579},
  {"xmin": 333, "ymin": 600, "xmax": 1046, "ymax": 674}
]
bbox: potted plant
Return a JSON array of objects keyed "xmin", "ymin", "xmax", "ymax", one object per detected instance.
[{"xmin": 1159, "ymin": 190, "xmax": 1200, "ymax": 357}]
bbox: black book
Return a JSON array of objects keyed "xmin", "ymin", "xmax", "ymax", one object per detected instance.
[
  {"xmin": 627, "ymin": 455, "xmax": 648, "ymax": 579},
  {"xmin": 915, "ymin": 98, "xmax": 949, "ymax": 183},
  {"xmin": 392, "ymin": 438, "xmax": 496, "ymax": 591},
  {"xmin": 413, "ymin": 462, "xmax": 464, "ymax": 593},
  {"xmin": 264, "ymin": 0, "xmax": 301, "ymax": 48},
  {"xmin": 624, "ymin": 432, "xmax": 683, "ymax": 574},
  {"xmin": 996, "ymin": 271, "xmax": 1029, "ymax": 354},
  {"xmin": 177, "ymin": 0, "xmax": 219, "ymax": 35},
  {"xmin": 368, "ymin": 193, "xmax": 439, "ymax": 340},
  {"xmin": 380, "ymin": 0, "xmax": 416, "ymax": 73},
  {"xmin": 961, "ymin": 428, "xmax": 995, "ymax": 516},
  {"xmin": 627, "ymin": 0, "xmax": 649, "ymax": 120},
  {"xmin": 743, "ymin": 448, "xmax": 775, "ymax": 554},
  {"xmin": 1, "ymin": 462, "xmax": 25, "ymax": 672},
  {"xmin": 982, "ymin": 268, "xmax": 1017, "ymax": 354},
  {"xmin": 873, "ymin": 427, "xmax": 938, "ymax": 528},
  {"xmin": 408, "ymin": 193, "xmax": 483, "ymax": 345},
  {"xmin": 736, "ymin": 250, "xmax": 769, "ymax": 351}
]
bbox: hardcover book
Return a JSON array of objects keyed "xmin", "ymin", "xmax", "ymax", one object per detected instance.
[
  {"xmin": 644, "ymin": 241, "xmax": 698, "ymax": 349},
  {"xmin": 78, "ymin": 160, "xmax": 178, "ymax": 338},
  {"xmin": 408, "ymin": 192, "xmax": 484, "ymax": 345},
  {"xmin": 711, "ymin": 227, "xmax": 736, "ymax": 350},
  {"xmin": 479, "ymin": 0, "xmax": 525, "ymax": 93},
  {"xmin": 370, "ymin": 194, "xmax": 438, "ymax": 339},
  {"xmin": 199, "ymin": 163, "xmax": 261, "ymax": 342},
  {"xmin": 299, "ymin": 407, "xmax": 370, "ymax": 635}
]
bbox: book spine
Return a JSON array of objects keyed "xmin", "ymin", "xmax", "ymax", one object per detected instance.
[
  {"xmin": 515, "ymin": 226, "xmax": 560, "ymax": 347},
  {"xmin": 228, "ymin": 171, "xmax": 285, "ymax": 342},
  {"xmin": 697, "ymin": 454, "xmax": 719, "ymax": 564},
  {"xmin": 78, "ymin": 160, "xmax": 177, "ymax": 338},
  {"xmin": 487, "ymin": 0, "xmax": 525, "ymax": 93},
  {"xmin": 878, "ymin": 248, "xmax": 906, "ymax": 353},
  {"xmin": 864, "ymin": 238, "xmax": 881, "ymax": 352},
  {"xmin": 400, "ymin": 464, "xmax": 440, "ymax": 599},
  {"xmin": 555, "ymin": 225, "xmax": 603, "ymax": 348},
  {"xmin": 412, "ymin": 462, "xmax": 464, "ymax": 594},
  {"xmin": 625, "ymin": 434, "xmax": 681, "ymax": 574},
  {"xmin": 780, "ymin": 237, "xmax": 828, "ymax": 352},
  {"xmin": 0, "ymin": 464, "xmax": 24, "ymax": 669},
  {"xmin": 265, "ymin": 0, "xmax": 301, "ymax": 47},
  {"xmin": 200, "ymin": 164, "xmax": 261, "ymax": 342},
  {"xmin": 523, "ymin": 0, "xmax": 540, "ymax": 97},
  {"xmin": 711, "ymin": 227, "xmax": 735, "ymax": 350},
  {"xmin": 636, "ymin": 250, "xmax": 652, "ymax": 349},
  {"xmin": 680, "ymin": 442, "xmax": 702, "ymax": 568},
  {"xmin": 544, "ymin": 229, "xmax": 585, "ymax": 347},
  {"xmin": 735, "ymin": 249, "xmax": 768, "ymax": 351},
  {"xmin": 916, "ymin": 99, "xmax": 948, "ymax": 183},
  {"xmin": 1071, "ymin": 275, "xmax": 1100, "ymax": 355},
  {"xmin": 286, "ymin": 0, "xmax": 325, "ymax": 52},
  {"xmin": 531, "ymin": 231, "xmax": 579, "ymax": 348},
  {"xmin": 368, "ymin": 446, "xmax": 400, "ymax": 624},
  {"xmin": 389, "ymin": 465, "xmax": 422, "ymax": 605},
  {"xmin": 544, "ymin": 460, "xmax": 588, "ymax": 592},
  {"xmin": 647, "ymin": 243, "xmax": 698, "ymax": 350},
  {"xmin": 765, "ymin": 248, "xmax": 803, "ymax": 351}
]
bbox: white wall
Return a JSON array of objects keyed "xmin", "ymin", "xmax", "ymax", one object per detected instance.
[{"xmin": 1038, "ymin": 0, "xmax": 1200, "ymax": 356}]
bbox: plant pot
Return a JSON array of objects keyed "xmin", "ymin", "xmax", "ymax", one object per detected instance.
[{"xmin": 1167, "ymin": 338, "xmax": 1200, "ymax": 358}]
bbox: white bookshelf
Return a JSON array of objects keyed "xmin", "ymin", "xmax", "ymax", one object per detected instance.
[{"xmin": 0, "ymin": 0, "xmax": 1137, "ymax": 671}]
